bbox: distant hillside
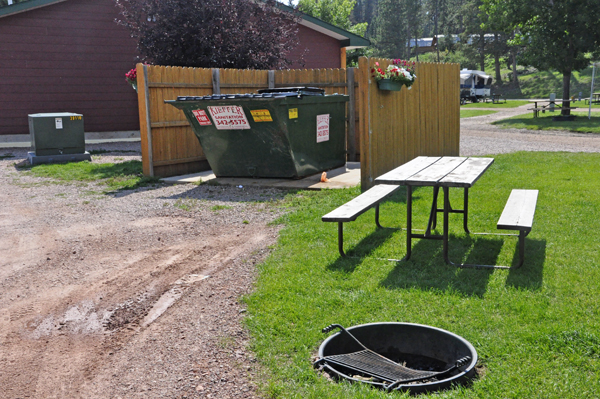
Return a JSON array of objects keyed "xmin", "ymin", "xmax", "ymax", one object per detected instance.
[{"xmin": 488, "ymin": 66, "xmax": 597, "ymax": 100}]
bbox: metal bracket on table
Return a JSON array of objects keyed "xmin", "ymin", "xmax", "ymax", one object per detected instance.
[{"xmin": 428, "ymin": 186, "xmax": 470, "ymax": 235}]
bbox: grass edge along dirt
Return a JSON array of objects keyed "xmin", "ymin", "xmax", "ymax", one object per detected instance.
[
  {"xmin": 460, "ymin": 110, "xmax": 497, "ymax": 118},
  {"xmin": 23, "ymin": 160, "xmax": 160, "ymax": 192},
  {"xmin": 461, "ymin": 100, "xmax": 529, "ymax": 108},
  {"xmin": 493, "ymin": 112, "xmax": 600, "ymax": 134},
  {"xmin": 243, "ymin": 152, "xmax": 600, "ymax": 399}
]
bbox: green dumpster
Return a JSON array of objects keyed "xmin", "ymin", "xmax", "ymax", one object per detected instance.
[{"xmin": 165, "ymin": 87, "xmax": 349, "ymax": 178}]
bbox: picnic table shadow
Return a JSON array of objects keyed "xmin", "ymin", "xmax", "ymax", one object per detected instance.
[
  {"xmin": 327, "ymin": 230, "xmax": 545, "ymax": 297},
  {"xmin": 379, "ymin": 235, "xmax": 546, "ymax": 296}
]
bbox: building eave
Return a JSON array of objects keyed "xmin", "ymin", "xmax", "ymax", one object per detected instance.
[
  {"xmin": 275, "ymin": 2, "xmax": 370, "ymax": 48},
  {"xmin": 0, "ymin": 0, "xmax": 67, "ymax": 19}
]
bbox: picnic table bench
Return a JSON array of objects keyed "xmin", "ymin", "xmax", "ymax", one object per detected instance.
[
  {"xmin": 497, "ymin": 189, "xmax": 539, "ymax": 268},
  {"xmin": 321, "ymin": 184, "xmax": 401, "ymax": 257}
]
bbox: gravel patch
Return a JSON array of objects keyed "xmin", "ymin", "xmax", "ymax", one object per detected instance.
[{"xmin": 0, "ymin": 142, "xmax": 287, "ymax": 399}]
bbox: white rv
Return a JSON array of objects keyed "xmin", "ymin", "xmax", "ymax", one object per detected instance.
[{"xmin": 460, "ymin": 69, "xmax": 492, "ymax": 103}]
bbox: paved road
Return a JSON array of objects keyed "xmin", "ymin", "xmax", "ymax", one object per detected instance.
[{"xmin": 460, "ymin": 104, "xmax": 600, "ymax": 156}]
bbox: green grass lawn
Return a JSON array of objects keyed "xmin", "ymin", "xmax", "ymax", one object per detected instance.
[
  {"xmin": 493, "ymin": 112, "xmax": 600, "ymax": 133},
  {"xmin": 461, "ymin": 100, "xmax": 529, "ymax": 108},
  {"xmin": 244, "ymin": 152, "xmax": 600, "ymax": 398},
  {"xmin": 460, "ymin": 110, "xmax": 498, "ymax": 118},
  {"xmin": 24, "ymin": 160, "xmax": 160, "ymax": 191}
]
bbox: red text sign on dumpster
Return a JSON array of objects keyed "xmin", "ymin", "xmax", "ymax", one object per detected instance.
[
  {"xmin": 208, "ymin": 106, "xmax": 251, "ymax": 130},
  {"xmin": 316, "ymin": 114, "xmax": 330, "ymax": 143},
  {"xmin": 192, "ymin": 109, "xmax": 212, "ymax": 126}
]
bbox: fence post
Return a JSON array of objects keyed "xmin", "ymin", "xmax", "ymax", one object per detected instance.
[
  {"xmin": 212, "ymin": 69, "xmax": 221, "ymax": 94},
  {"xmin": 357, "ymin": 57, "xmax": 372, "ymax": 190},
  {"xmin": 346, "ymin": 67, "xmax": 356, "ymax": 162},
  {"xmin": 268, "ymin": 70, "xmax": 275, "ymax": 89},
  {"xmin": 138, "ymin": 64, "xmax": 154, "ymax": 177}
]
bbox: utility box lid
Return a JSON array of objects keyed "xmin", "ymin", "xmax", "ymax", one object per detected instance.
[{"xmin": 29, "ymin": 112, "xmax": 82, "ymax": 118}]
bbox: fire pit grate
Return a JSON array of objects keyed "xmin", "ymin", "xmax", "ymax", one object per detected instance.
[{"xmin": 314, "ymin": 322, "xmax": 478, "ymax": 393}]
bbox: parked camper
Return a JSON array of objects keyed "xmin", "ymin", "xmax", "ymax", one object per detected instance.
[{"xmin": 460, "ymin": 70, "xmax": 492, "ymax": 103}]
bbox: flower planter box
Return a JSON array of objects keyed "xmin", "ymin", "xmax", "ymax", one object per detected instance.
[{"xmin": 377, "ymin": 79, "xmax": 403, "ymax": 91}]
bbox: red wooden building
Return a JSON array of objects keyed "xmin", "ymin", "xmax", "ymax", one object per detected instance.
[{"xmin": 0, "ymin": 0, "xmax": 369, "ymax": 137}]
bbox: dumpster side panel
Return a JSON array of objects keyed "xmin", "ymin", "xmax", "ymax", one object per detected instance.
[
  {"xmin": 283, "ymin": 96, "xmax": 348, "ymax": 177},
  {"xmin": 171, "ymin": 100, "xmax": 298, "ymax": 178}
]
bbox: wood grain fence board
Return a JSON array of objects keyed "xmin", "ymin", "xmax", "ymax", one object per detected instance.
[{"xmin": 358, "ymin": 58, "xmax": 460, "ymax": 190}]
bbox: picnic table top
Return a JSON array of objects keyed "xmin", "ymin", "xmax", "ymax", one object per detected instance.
[{"xmin": 375, "ymin": 156, "xmax": 494, "ymax": 188}]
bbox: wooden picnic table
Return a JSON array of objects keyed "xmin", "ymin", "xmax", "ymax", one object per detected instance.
[
  {"xmin": 491, "ymin": 94, "xmax": 506, "ymax": 104},
  {"xmin": 374, "ymin": 156, "xmax": 494, "ymax": 265},
  {"xmin": 528, "ymin": 99, "xmax": 578, "ymax": 118},
  {"xmin": 588, "ymin": 93, "xmax": 600, "ymax": 104}
]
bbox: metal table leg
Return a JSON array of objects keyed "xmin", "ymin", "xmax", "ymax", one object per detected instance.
[
  {"xmin": 442, "ymin": 186, "xmax": 450, "ymax": 263},
  {"xmin": 426, "ymin": 186, "xmax": 439, "ymax": 235},
  {"xmin": 404, "ymin": 185, "xmax": 412, "ymax": 261},
  {"xmin": 463, "ymin": 187, "xmax": 470, "ymax": 234}
]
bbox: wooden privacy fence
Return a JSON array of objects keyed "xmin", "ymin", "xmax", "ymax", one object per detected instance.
[
  {"xmin": 357, "ymin": 58, "xmax": 460, "ymax": 189},
  {"xmin": 135, "ymin": 64, "xmax": 359, "ymax": 177},
  {"xmin": 136, "ymin": 59, "xmax": 460, "ymax": 186}
]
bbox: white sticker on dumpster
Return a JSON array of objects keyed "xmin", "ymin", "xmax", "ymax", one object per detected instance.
[
  {"xmin": 192, "ymin": 109, "xmax": 212, "ymax": 126},
  {"xmin": 208, "ymin": 106, "xmax": 250, "ymax": 130},
  {"xmin": 316, "ymin": 114, "xmax": 330, "ymax": 143}
]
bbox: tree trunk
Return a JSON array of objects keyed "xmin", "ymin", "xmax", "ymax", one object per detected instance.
[
  {"xmin": 479, "ymin": 32, "xmax": 485, "ymax": 71},
  {"xmin": 415, "ymin": 31, "xmax": 419, "ymax": 62},
  {"xmin": 512, "ymin": 48, "xmax": 518, "ymax": 84},
  {"xmin": 407, "ymin": 27, "xmax": 412, "ymax": 59},
  {"xmin": 494, "ymin": 33, "xmax": 501, "ymax": 83},
  {"xmin": 562, "ymin": 71, "xmax": 571, "ymax": 116},
  {"xmin": 434, "ymin": 0, "xmax": 439, "ymax": 62}
]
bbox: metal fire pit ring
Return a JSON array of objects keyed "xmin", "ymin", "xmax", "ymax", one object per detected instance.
[{"xmin": 316, "ymin": 322, "xmax": 478, "ymax": 394}]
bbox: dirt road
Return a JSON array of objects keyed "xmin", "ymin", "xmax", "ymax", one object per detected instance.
[
  {"xmin": 0, "ymin": 147, "xmax": 284, "ymax": 398},
  {"xmin": 460, "ymin": 104, "xmax": 600, "ymax": 155}
]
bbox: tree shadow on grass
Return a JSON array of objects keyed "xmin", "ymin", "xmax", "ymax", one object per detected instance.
[
  {"xmin": 379, "ymin": 235, "xmax": 504, "ymax": 297},
  {"xmin": 505, "ymin": 238, "xmax": 546, "ymax": 291}
]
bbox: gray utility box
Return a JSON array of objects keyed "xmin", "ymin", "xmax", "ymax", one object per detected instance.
[
  {"xmin": 29, "ymin": 112, "xmax": 86, "ymax": 156},
  {"xmin": 27, "ymin": 113, "xmax": 91, "ymax": 165}
]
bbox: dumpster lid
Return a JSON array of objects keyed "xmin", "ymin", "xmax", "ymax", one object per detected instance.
[
  {"xmin": 171, "ymin": 87, "xmax": 328, "ymax": 102},
  {"xmin": 258, "ymin": 87, "xmax": 325, "ymax": 96}
]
